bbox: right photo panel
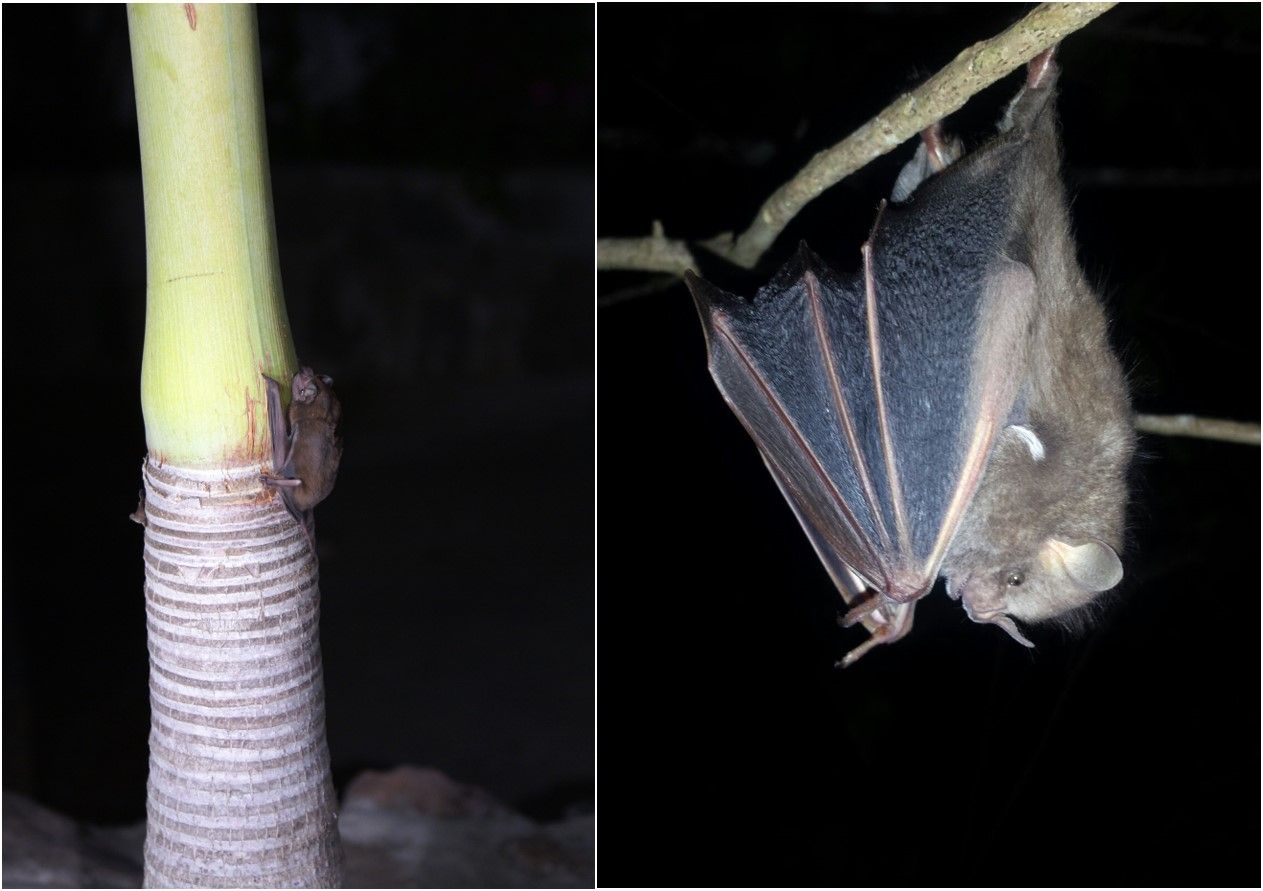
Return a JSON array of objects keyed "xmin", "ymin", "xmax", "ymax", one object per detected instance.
[{"xmin": 598, "ymin": 5, "xmax": 1259, "ymax": 887}]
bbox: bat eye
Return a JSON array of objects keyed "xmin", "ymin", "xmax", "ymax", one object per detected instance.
[{"xmin": 1006, "ymin": 571, "xmax": 1025, "ymax": 587}]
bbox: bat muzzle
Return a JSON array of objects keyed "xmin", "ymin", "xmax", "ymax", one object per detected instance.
[
  {"xmin": 963, "ymin": 602, "xmax": 1035, "ymax": 648},
  {"xmin": 950, "ymin": 573, "xmax": 1036, "ymax": 647}
]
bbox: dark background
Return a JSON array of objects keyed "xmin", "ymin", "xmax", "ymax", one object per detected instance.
[
  {"xmin": 3, "ymin": 6, "xmax": 593, "ymax": 826},
  {"xmin": 599, "ymin": 4, "xmax": 1259, "ymax": 887}
]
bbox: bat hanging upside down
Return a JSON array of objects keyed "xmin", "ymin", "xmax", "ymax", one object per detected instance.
[
  {"xmin": 685, "ymin": 49, "xmax": 1134, "ymax": 666},
  {"xmin": 260, "ymin": 367, "xmax": 343, "ymax": 554}
]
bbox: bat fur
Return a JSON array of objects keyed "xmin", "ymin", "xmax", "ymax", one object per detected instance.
[{"xmin": 939, "ymin": 53, "xmax": 1132, "ymax": 638}]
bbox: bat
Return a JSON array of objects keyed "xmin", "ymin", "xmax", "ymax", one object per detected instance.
[
  {"xmin": 260, "ymin": 367, "xmax": 344, "ymax": 553},
  {"xmin": 684, "ymin": 50, "xmax": 1133, "ymax": 666}
]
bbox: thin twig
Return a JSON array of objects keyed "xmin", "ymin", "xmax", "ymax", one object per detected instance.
[
  {"xmin": 597, "ymin": 2, "xmax": 1116, "ymax": 275},
  {"xmin": 1133, "ymin": 414, "xmax": 1260, "ymax": 446}
]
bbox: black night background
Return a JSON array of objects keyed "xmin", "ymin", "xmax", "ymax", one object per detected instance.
[
  {"xmin": 2, "ymin": 2, "xmax": 1260, "ymax": 888},
  {"xmin": 2, "ymin": 0, "xmax": 593, "ymax": 866},
  {"xmin": 598, "ymin": 4, "xmax": 1258, "ymax": 887}
]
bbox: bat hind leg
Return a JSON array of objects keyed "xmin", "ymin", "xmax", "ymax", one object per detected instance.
[{"xmin": 298, "ymin": 511, "xmax": 317, "ymax": 557}]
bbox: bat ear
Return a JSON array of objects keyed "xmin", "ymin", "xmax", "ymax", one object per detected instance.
[
  {"xmin": 1045, "ymin": 538, "xmax": 1123, "ymax": 593},
  {"xmin": 320, "ymin": 375, "xmax": 334, "ymax": 386}
]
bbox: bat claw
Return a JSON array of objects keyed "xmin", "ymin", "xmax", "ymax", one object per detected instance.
[{"xmin": 260, "ymin": 473, "xmax": 303, "ymax": 489}]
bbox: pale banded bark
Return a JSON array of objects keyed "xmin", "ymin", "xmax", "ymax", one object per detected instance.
[{"xmin": 140, "ymin": 459, "xmax": 343, "ymax": 888}]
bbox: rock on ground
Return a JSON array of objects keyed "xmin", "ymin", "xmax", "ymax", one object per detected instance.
[{"xmin": 3, "ymin": 766, "xmax": 593, "ymax": 888}]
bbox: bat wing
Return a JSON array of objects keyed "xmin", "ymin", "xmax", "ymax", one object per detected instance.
[
  {"xmin": 686, "ymin": 132, "xmax": 1037, "ymax": 615},
  {"xmin": 263, "ymin": 374, "xmax": 290, "ymax": 474}
]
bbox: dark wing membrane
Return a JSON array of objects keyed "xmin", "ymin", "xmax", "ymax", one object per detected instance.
[
  {"xmin": 687, "ymin": 130, "xmax": 1036, "ymax": 605},
  {"xmin": 864, "ymin": 137, "xmax": 1034, "ymax": 585},
  {"xmin": 756, "ymin": 448, "xmax": 875, "ymax": 610},
  {"xmin": 688, "ymin": 251, "xmax": 898, "ymax": 596}
]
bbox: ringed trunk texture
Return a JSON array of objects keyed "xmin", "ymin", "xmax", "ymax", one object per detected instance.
[{"xmin": 140, "ymin": 458, "xmax": 343, "ymax": 887}]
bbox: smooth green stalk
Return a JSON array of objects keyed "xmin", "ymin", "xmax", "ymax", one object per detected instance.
[{"xmin": 129, "ymin": 4, "xmax": 295, "ymax": 467}]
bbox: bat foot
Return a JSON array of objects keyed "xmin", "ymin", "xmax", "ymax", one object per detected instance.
[
  {"xmin": 298, "ymin": 512, "xmax": 318, "ymax": 561},
  {"xmin": 129, "ymin": 489, "xmax": 147, "ymax": 527},
  {"xmin": 1026, "ymin": 47, "xmax": 1057, "ymax": 90}
]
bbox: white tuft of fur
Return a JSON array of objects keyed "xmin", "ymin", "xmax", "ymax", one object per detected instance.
[{"xmin": 1006, "ymin": 424, "xmax": 1046, "ymax": 462}]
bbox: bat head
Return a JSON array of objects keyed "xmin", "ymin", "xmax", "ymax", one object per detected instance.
[
  {"xmin": 947, "ymin": 537, "xmax": 1123, "ymax": 646},
  {"xmin": 292, "ymin": 367, "xmax": 331, "ymax": 405}
]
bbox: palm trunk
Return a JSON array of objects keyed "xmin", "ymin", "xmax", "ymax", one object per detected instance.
[
  {"xmin": 127, "ymin": 5, "xmax": 344, "ymax": 885},
  {"xmin": 140, "ymin": 462, "xmax": 342, "ymax": 887}
]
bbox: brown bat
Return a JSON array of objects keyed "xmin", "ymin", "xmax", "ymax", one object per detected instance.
[
  {"xmin": 685, "ymin": 50, "xmax": 1133, "ymax": 666},
  {"xmin": 936, "ymin": 51, "xmax": 1132, "ymax": 651},
  {"xmin": 260, "ymin": 367, "xmax": 343, "ymax": 553}
]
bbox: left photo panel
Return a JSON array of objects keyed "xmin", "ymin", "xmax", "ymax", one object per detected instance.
[{"xmin": 2, "ymin": 5, "xmax": 594, "ymax": 887}]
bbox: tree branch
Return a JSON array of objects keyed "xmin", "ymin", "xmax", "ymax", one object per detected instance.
[
  {"xmin": 597, "ymin": 2, "xmax": 1116, "ymax": 276},
  {"xmin": 1133, "ymin": 414, "xmax": 1261, "ymax": 446},
  {"xmin": 597, "ymin": 227, "xmax": 696, "ymax": 274},
  {"xmin": 599, "ymin": 9, "xmax": 1259, "ymax": 452}
]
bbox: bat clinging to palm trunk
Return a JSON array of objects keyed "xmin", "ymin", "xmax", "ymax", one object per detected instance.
[
  {"xmin": 261, "ymin": 367, "xmax": 343, "ymax": 554},
  {"xmin": 685, "ymin": 51, "xmax": 1133, "ymax": 666}
]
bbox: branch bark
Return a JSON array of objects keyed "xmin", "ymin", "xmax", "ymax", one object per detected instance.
[
  {"xmin": 1133, "ymin": 414, "xmax": 1260, "ymax": 446},
  {"xmin": 597, "ymin": 234, "xmax": 696, "ymax": 274},
  {"xmin": 597, "ymin": 2, "xmax": 1116, "ymax": 275}
]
